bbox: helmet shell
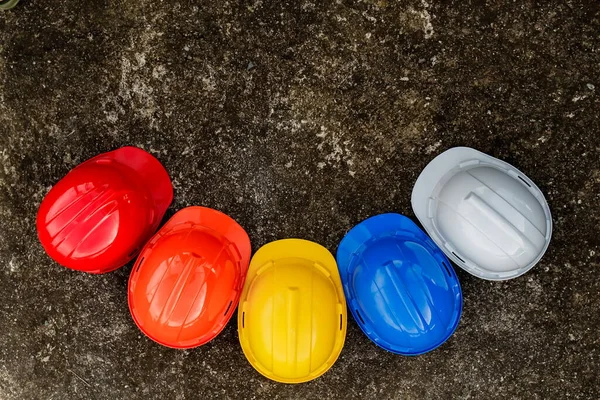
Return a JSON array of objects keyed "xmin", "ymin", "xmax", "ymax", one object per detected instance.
[
  {"xmin": 411, "ymin": 147, "xmax": 552, "ymax": 280},
  {"xmin": 337, "ymin": 213, "xmax": 462, "ymax": 355},
  {"xmin": 238, "ymin": 239, "xmax": 347, "ymax": 384},
  {"xmin": 36, "ymin": 146, "xmax": 173, "ymax": 274},
  {"xmin": 128, "ymin": 207, "xmax": 251, "ymax": 348}
]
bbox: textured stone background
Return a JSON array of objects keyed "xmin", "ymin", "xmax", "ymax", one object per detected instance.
[{"xmin": 1, "ymin": 0, "xmax": 599, "ymax": 399}]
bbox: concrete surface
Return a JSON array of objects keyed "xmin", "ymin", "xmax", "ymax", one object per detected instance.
[{"xmin": 1, "ymin": 0, "xmax": 599, "ymax": 399}]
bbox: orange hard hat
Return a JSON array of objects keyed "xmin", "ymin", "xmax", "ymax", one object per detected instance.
[{"xmin": 128, "ymin": 206, "xmax": 251, "ymax": 348}]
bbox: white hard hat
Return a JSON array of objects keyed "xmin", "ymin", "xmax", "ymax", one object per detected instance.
[{"xmin": 411, "ymin": 147, "xmax": 552, "ymax": 281}]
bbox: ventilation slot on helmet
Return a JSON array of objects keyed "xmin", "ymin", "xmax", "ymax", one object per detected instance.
[
  {"xmin": 452, "ymin": 252, "xmax": 465, "ymax": 263},
  {"xmin": 242, "ymin": 312, "xmax": 245, "ymax": 328},
  {"xmin": 339, "ymin": 314, "xmax": 343, "ymax": 330},
  {"xmin": 355, "ymin": 310, "xmax": 365, "ymax": 325},
  {"xmin": 135, "ymin": 257, "xmax": 145, "ymax": 273},
  {"xmin": 518, "ymin": 175, "xmax": 532, "ymax": 188},
  {"xmin": 441, "ymin": 261, "xmax": 451, "ymax": 276},
  {"xmin": 224, "ymin": 301, "xmax": 233, "ymax": 316}
]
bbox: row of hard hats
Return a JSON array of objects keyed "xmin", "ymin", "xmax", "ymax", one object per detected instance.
[{"xmin": 36, "ymin": 146, "xmax": 552, "ymax": 383}]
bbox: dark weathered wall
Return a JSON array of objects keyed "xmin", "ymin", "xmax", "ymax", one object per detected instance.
[{"xmin": 0, "ymin": 1, "xmax": 599, "ymax": 399}]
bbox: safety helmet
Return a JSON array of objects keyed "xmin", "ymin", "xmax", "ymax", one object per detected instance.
[
  {"xmin": 337, "ymin": 213, "xmax": 462, "ymax": 355},
  {"xmin": 412, "ymin": 147, "xmax": 552, "ymax": 280},
  {"xmin": 128, "ymin": 206, "xmax": 251, "ymax": 349},
  {"xmin": 238, "ymin": 239, "xmax": 347, "ymax": 384},
  {"xmin": 36, "ymin": 146, "xmax": 173, "ymax": 274}
]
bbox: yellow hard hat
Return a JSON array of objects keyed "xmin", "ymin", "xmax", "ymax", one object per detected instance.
[{"xmin": 238, "ymin": 239, "xmax": 347, "ymax": 384}]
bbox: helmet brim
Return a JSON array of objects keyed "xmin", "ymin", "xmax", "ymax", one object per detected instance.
[
  {"xmin": 105, "ymin": 146, "xmax": 173, "ymax": 222},
  {"xmin": 411, "ymin": 146, "xmax": 488, "ymax": 229},
  {"xmin": 249, "ymin": 239, "xmax": 339, "ymax": 278},
  {"xmin": 158, "ymin": 206, "xmax": 251, "ymax": 270},
  {"xmin": 337, "ymin": 213, "xmax": 424, "ymax": 279}
]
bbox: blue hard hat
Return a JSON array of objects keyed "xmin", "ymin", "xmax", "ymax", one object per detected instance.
[{"xmin": 336, "ymin": 213, "xmax": 463, "ymax": 355}]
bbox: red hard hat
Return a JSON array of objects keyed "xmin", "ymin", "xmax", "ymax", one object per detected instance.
[
  {"xmin": 36, "ymin": 146, "xmax": 173, "ymax": 274},
  {"xmin": 128, "ymin": 206, "xmax": 251, "ymax": 349}
]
